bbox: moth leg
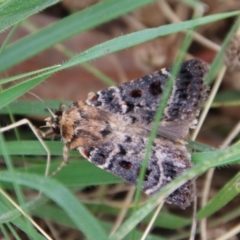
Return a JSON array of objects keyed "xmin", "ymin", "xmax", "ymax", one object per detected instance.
[
  {"xmin": 0, "ymin": 118, "xmax": 51, "ymax": 177},
  {"xmin": 50, "ymin": 145, "xmax": 69, "ymax": 177},
  {"xmin": 38, "ymin": 129, "xmax": 56, "ymax": 138},
  {"xmin": 63, "ymin": 145, "xmax": 69, "ymax": 164}
]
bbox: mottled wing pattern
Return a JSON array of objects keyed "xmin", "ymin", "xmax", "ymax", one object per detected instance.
[
  {"xmin": 58, "ymin": 100, "xmax": 194, "ymax": 208},
  {"xmin": 53, "ymin": 59, "xmax": 210, "ymax": 209},
  {"xmin": 78, "ymin": 131, "xmax": 193, "ymax": 209},
  {"xmin": 86, "ymin": 59, "xmax": 209, "ymax": 141}
]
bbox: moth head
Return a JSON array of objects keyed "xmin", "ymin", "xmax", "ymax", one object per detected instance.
[{"xmin": 44, "ymin": 104, "xmax": 66, "ymax": 135}]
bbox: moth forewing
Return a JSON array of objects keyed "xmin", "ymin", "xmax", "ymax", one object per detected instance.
[{"xmin": 44, "ymin": 59, "xmax": 209, "ymax": 209}]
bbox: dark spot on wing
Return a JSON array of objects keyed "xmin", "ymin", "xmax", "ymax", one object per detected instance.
[
  {"xmin": 125, "ymin": 136, "xmax": 132, "ymax": 142},
  {"xmin": 130, "ymin": 89, "xmax": 142, "ymax": 98},
  {"xmin": 100, "ymin": 129, "xmax": 111, "ymax": 137},
  {"xmin": 99, "ymin": 153, "xmax": 107, "ymax": 159},
  {"xmin": 119, "ymin": 160, "xmax": 132, "ymax": 169},
  {"xmin": 149, "ymin": 81, "xmax": 162, "ymax": 95},
  {"xmin": 118, "ymin": 145, "xmax": 127, "ymax": 155},
  {"xmin": 125, "ymin": 102, "xmax": 134, "ymax": 112},
  {"xmin": 162, "ymin": 161, "xmax": 178, "ymax": 178},
  {"xmin": 130, "ymin": 116, "xmax": 137, "ymax": 124}
]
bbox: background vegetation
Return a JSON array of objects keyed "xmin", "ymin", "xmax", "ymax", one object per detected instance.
[{"xmin": 0, "ymin": 0, "xmax": 240, "ymax": 239}]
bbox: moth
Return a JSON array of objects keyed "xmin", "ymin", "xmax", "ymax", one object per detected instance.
[{"xmin": 45, "ymin": 59, "xmax": 209, "ymax": 209}]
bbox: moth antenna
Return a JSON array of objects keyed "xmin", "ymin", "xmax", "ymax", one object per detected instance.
[{"xmin": 29, "ymin": 92, "xmax": 56, "ymax": 117}]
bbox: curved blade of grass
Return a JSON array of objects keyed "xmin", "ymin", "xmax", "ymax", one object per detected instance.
[
  {"xmin": 0, "ymin": 171, "xmax": 108, "ymax": 240},
  {"xmin": 0, "ymin": 21, "xmax": 20, "ymax": 55},
  {"xmin": 189, "ymin": 141, "xmax": 216, "ymax": 152},
  {"xmin": 0, "ymin": 162, "xmax": 122, "ymax": 189},
  {"xmin": 197, "ymin": 172, "xmax": 240, "ymax": 219},
  {"xmin": 193, "ymin": 151, "xmax": 240, "ymax": 166},
  {"xmin": 0, "ymin": 132, "xmax": 37, "ymax": 238},
  {"xmin": 0, "ymin": 73, "xmax": 50, "ymax": 109},
  {"xmin": 0, "ymin": 195, "xmax": 48, "ymax": 224},
  {"xmin": 41, "ymin": 161, "xmax": 122, "ymax": 187},
  {"xmin": 0, "ymin": 0, "xmax": 155, "ymax": 72},
  {"xmin": 0, "ymin": 199, "xmax": 39, "ymax": 238},
  {"xmin": 210, "ymin": 207, "xmax": 240, "ymax": 229},
  {"xmin": 13, "ymin": 10, "xmax": 237, "ymax": 80},
  {"xmin": 0, "ymin": 11, "xmax": 238, "ymax": 100},
  {"xmin": 12, "ymin": 217, "xmax": 46, "ymax": 240},
  {"xmin": 0, "ymin": 141, "xmax": 64, "ymax": 156},
  {"xmin": 212, "ymin": 100, "xmax": 240, "ymax": 108},
  {"xmin": 205, "ymin": 15, "xmax": 240, "ymax": 84},
  {"xmin": 62, "ymin": 11, "xmax": 240, "ymax": 70},
  {"xmin": 212, "ymin": 90, "xmax": 240, "ymax": 108},
  {"xmin": 0, "ymin": 139, "xmax": 121, "ymax": 187},
  {"xmin": 0, "ymin": 65, "xmax": 60, "ymax": 85},
  {"xmin": 0, "ymin": 0, "xmax": 59, "ymax": 32},
  {"xmin": 0, "ymin": 100, "xmax": 70, "ymax": 115}
]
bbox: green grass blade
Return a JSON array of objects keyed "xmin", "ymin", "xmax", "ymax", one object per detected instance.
[
  {"xmin": 193, "ymin": 151, "xmax": 240, "ymax": 166},
  {"xmin": 110, "ymin": 194, "xmax": 159, "ymax": 240},
  {"xmin": 32, "ymin": 204, "xmax": 166, "ymax": 239},
  {"xmin": 0, "ymin": 73, "xmax": 50, "ymax": 109},
  {"xmin": 62, "ymin": 11, "xmax": 240, "ymax": 70},
  {"xmin": 205, "ymin": 15, "xmax": 240, "ymax": 84},
  {"xmin": 0, "ymin": 162, "xmax": 122, "ymax": 189},
  {"xmin": 11, "ymin": 217, "xmax": 45, "ymax": 240},
  {"xmin": 0, "ymin": 11, "xmax": 238, "ymax": 92},
  {"xmin": 0, "ymin": 196, "xmax": 48, "ymax": 224},
  {"xmin": 197, "ymin": 172, "xmax": 240, "ymax": 219},
  {"xmin": 0, "ymin": 171, "xmax": 108, "ymax": 240},
  {"xmin": 0, "ymin": 133, "xmax": 37, "ymax": 238},
  {"xmin": 0, "ymin": 65, "xmax": 60, "ymax": 85},
  {"xmin": 0, "ymin": 100, "xmax": 69, "ymax": 115},
  {"xmin": 1, "ymin": 10, "xmax": 235, "ymax": 90},
  {"xmin": 0, "ymin": 0, "xmax": 59, "ymax": 32},
  {"xmin": 0, "ymin": 0, "xmax": 155, "ymax": 72}
]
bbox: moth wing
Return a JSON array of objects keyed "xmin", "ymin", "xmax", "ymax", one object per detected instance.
[
  {"xmin": 145, "ymin": 120, "xmax": 192, "ymax": 141},
  {"xmin": 86, "ymin": 59, "xmax": 209, "ymax": 140},
  {"xmin": 78, "ymin": 132, "xmax": 193, "ymax": 209}
]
